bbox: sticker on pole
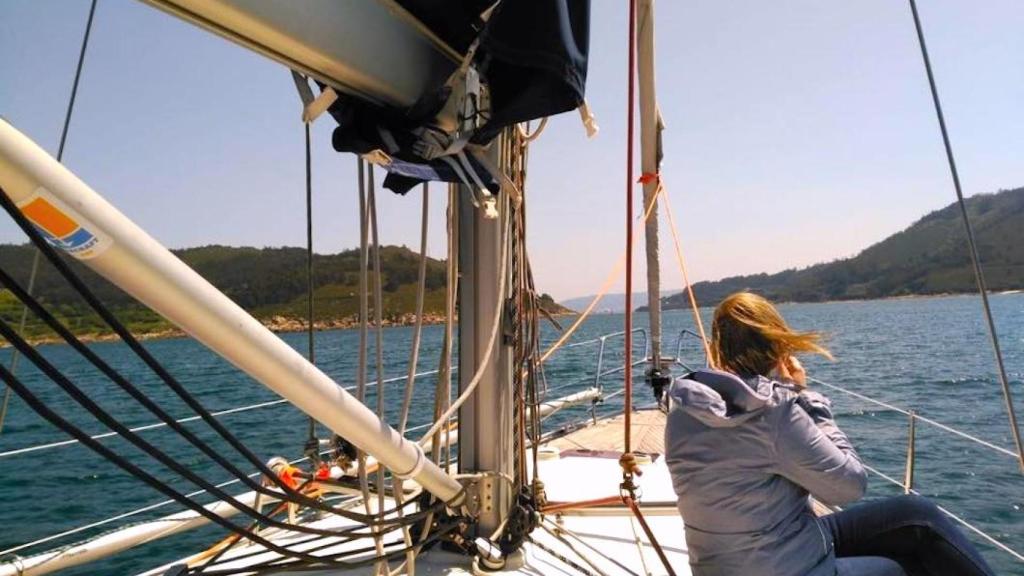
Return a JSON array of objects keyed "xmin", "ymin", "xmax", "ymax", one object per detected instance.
[{"xmin": 16, "ymin": 189, "xmax": 112, "ymax": 260}]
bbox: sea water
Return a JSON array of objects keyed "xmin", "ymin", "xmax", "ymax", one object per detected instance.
[{"xmin": 0, "ymin": 293, "xmax": 1022, "ymax": 575}]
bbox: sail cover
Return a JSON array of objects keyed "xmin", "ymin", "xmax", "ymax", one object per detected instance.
[
  {"xmin": 397, "ymin": 0, "xmax": 591, "ymax": 141},
  {"xmin": 471, "ymin": 0, "xmax": 591, "ymax": 142},
  {"xmin": 331, "ymin": 0, "xmax": 591, "ymax": 194}
]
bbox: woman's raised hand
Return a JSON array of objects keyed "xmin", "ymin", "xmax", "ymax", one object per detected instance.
[{"xmin": 778, "ymin": 355, "xmax": 807, "ymax": 389}]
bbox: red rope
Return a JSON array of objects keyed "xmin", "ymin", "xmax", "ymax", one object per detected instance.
[
  {"xmin": 541, "ymin": 495, "xmax": 622, "ymax": 514},
  {"xmin": 623, "ymin": 494, "xmax": 678, "ymax": 576},
  {"xmin": 624, "ymin": 0, "xmax": 637, "ymax": 456}
]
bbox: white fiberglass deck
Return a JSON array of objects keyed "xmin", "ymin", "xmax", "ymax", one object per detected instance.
[{"xmin": 141, "ymin": 410, "xmax": 691, "ymax": 575}]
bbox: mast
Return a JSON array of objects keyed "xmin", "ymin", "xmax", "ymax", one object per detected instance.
[
  {"xmin": 637, "ymin": 0, "xmax": 664, "ymax": 373},
  {"xmin": 458, "ymin": 138, "xmax": 514, "ymax": 538}
]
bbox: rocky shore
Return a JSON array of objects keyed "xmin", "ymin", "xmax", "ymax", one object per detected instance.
[{"xmin": 16, "ymin": 312, "xmax": 456, "ymax": 346}]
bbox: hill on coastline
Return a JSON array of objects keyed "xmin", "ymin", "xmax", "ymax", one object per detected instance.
[
  {"xmin": 0, "ymin": 244, "xmax": 570, "ymax": 341},
  {"xmin": 651, "ymin": 186, "xmax": 1024, "ymax": 310},
  {"xmin": 560, "ymin": 290, "xmax": 682, "ymax": 315}
]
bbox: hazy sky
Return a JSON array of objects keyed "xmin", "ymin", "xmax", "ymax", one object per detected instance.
[{"xmin": 1, "ymin": 1, "xmax": 1022, "ymax": 301}]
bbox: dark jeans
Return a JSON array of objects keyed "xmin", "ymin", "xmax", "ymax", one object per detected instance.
[{"xmin": 821, "ymin": 495, "xmax": 996, "ymax": 576}]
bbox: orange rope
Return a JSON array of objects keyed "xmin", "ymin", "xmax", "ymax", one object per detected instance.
[
  {"xmin": 658, "ymin": 181, "xmax": 713, "ymax": 364},
  {"xmin": 540, "ymin": 495, "xmax": 622, "ymax": 514},
  {"xmin": 536, "ymin": 188, "xmax": 662, "ymax": 366}
]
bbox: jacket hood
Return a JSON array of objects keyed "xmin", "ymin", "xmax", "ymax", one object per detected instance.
[{"xmin": 668, "ymin": 369, "xmax": 776, "ymax": 428}]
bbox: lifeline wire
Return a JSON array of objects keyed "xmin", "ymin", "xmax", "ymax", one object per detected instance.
[
  {"xmin": 906, "ymin": 0, "xmax": 1024, "ymax": 473},
  {"xmin": 0, "ymin": 0, "xmax": 98, "ymax": 435}
]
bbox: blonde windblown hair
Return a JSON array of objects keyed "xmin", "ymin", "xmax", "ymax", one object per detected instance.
[{"xmin": 710, "ymin": 292, "xmax": 832, "ymax": 377}]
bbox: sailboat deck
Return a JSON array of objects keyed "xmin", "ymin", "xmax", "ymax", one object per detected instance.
[
  {"xmin": 548, "ymin": 408, "xmax": 667, "ymax": 455},
  {"xmin": 141, "ymin": 409, "xmax": 691, "ymax": 575},
  {"xmin": 138, "ymin": 409, "xmax": 850, "ymax": 575}
]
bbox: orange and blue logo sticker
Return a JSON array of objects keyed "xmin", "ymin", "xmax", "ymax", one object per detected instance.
[{"xmin": 17, "ymin": 190, "xmax": 111, "ymax": 259}]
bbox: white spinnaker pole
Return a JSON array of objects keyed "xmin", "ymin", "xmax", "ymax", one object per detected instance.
[
  {"xmin": 637, "ymin": 0, "xmax": 663, "ymax": 370},
  {"xmin": 0, "ymin": 120, "xmax": 463, "ymax": 505}
]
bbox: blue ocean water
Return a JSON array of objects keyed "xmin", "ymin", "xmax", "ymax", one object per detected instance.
[{"xmin": 0, "ymin": 293, "xmax": 1022, "ymax": 575}]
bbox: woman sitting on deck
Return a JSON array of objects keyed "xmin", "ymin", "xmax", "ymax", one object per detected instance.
[{"xmin": 664, "ymin": 292, "xmax": 996, "ymax": 576}]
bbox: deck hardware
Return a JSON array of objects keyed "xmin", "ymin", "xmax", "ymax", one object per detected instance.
[
  {"xmin": 904, "ymin": 410, "xmax": 917, "ymax": 494},
  {"xmin": 457, "ymin": 476, "xmax": 484, "ymax": 518},
  {"xmin": 481, "ymin": 476, "xmax": 495, "ymax": 514}
]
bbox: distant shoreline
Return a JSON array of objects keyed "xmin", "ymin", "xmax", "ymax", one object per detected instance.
[
  {"xmin": 628, "ymin": 288, "xmax": 1023, "ymax": 314},
  {"xmin": 12, "ymin": 311, "xmax": 581, "ymax": 347},
  {"xmin": 7, "ymin": 290, "xmax": 1019, "ymax": 346}
]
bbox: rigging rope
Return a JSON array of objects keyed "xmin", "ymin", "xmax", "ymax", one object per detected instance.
[
  {"xmin": 0, "ymin": 360, "xmax": 353, "ymax": 565},
  {"xmin": 353, "ymin": 159, "xmax": 388, "ymax": 574},
  {"xmin": 368, "ymin": 163, "xmax": 391, "ymax": 575},
  {"xmin": 417, "ymin": 188, "xmax": 511, "ymax": 445},
  {"xmin": 657, "ymin": 181, "xmax": 711, "ymax": 361},
  {"xmin": 0, "ymin": 0, "xmax": 97, "ymax": 436},
  {"xmin": 394, "ymin": 182, "xmax": 430, "ymax": 576},
  {"xmin": 398, "ymin": 184, "xmax": 430, "ymax": 435},
  {"xmin": 537, "ymin": 189, "xmax": 662, "ymax": 367},
  {"xmin": 905, "ymin": 0, "xmax": 1024, "ymax": 473},
  {"xmin": 623, "ymin": 0, "xmax": 638, "ymax": 457},
  {"xmin": 431, "ymin": 183, "xmax": 459, "ymax": 468}
]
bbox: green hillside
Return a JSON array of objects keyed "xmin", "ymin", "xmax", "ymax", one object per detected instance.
[
  {"xmin": 656, "ymin": 186, "xmax": 1024, "ymax": 309},
  {"xmin": 0, "ymin": 244, "xmax": 574, "ymax": 341},
  {"xmin": 0, "ymin": 243, "xmax": 572, "ymax": 341}
]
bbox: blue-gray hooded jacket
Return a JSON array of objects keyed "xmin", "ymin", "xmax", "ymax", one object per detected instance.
[{"xmin": 665, "ymin": 369, "xmax": 867, "ymax": 576}]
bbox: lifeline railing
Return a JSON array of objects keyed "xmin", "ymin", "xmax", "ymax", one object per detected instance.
[
  {"xmin": 0, "ymin": 331, "xmax": 645, "ymax": 562},
  {"xmin": 7, "ymin": 326, "xmax": 1021, "ymax": 567},
  {"xmin": 669, "ymin": 328, "xmax": 1024, "ymax": 564},
  {"xmin": 541, "ymin": 327, "xmax": 649, "ymax": 422}
]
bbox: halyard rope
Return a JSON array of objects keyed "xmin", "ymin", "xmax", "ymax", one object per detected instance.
[
  {"xmin": 417, "ymin": 188, "xmax": 511, "ymax": 445},
  {"xmin": 537, "ymin": 189, "xmax": 662, "ymax": 367},
  {"xmin": 657, "ymin": 182, "xmax": 711, "ymax": 361}
]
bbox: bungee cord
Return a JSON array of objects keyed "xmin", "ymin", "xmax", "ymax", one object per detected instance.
[
  {"xmin": 0, "ymin": 314, "xmax": 412, "ymax": 541},
  {"xmin": 0, "ymin": 189, "xmax": 420, "ymax": 527},
  {"xmin": 0, "ymin": 361, "xmax": 352, "ymax": 565}
]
